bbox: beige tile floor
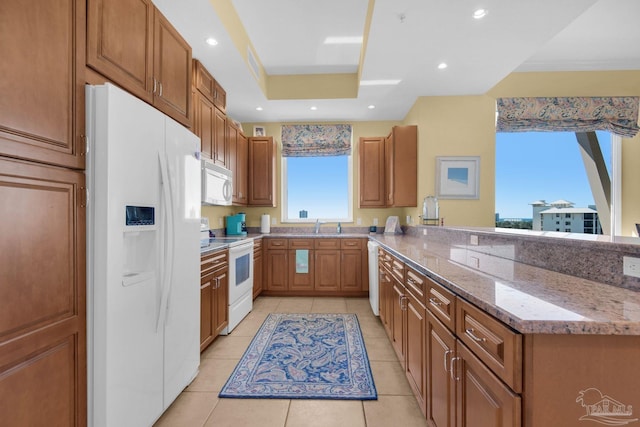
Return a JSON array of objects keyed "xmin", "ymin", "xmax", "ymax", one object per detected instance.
[{"xmin": 154, "ymin": 297, "xmax": 427, "ymax": 427}]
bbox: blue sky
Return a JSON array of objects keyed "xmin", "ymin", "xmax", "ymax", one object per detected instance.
[{"xmin": 496, "ymin": 131, "xmax": 611, "ymax": 219}]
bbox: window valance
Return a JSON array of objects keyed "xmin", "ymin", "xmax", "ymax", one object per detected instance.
[
  {"xmin": 281, "ymin": 124, "xmax": 352, "ymax": 157},
  {"xmin": 496, "ymin": 97, "xmax": 640, "ymax": 138}
]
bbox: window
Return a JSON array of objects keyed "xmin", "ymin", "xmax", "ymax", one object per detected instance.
[
  {"xmin": 282, "ymin": 156, "xmax": 352, "ymax": 222},
  {"xmin": 496, "ymin": 131, "xmax": 612, "ymax": 234},
  {"xmin": 565, "ymin": 221, "xmax": 571, "ymax": 226},
  {"xmin": 565, "ymin": 228, "xmax": 571, "ymax": 232}
]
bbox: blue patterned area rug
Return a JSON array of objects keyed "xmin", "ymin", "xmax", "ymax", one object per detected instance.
[{"xmin": 219, "ymin": 313, "xmax": 377, "ymax": 400}]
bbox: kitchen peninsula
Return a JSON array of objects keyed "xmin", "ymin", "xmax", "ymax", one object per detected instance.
[
  {"xmin": 366, "ymin": 225, "xmax": 640, "ymax": 427},
  {"xmin": 226, "ymin": 225, "xmax": 640, "ymax": 427}
]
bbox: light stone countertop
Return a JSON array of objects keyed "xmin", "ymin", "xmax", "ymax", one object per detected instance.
[{"xmin": 371, "ymin": 234, "xmax": 640, "ymax": 335}]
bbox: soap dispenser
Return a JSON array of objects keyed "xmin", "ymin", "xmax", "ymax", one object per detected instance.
[{"xmin": 337, "ymin": 222, "xmax": 342, "ymax": 234}]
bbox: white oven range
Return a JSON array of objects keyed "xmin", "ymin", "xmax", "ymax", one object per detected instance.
[{"xmin": 217, "ymin": 237, "xmax": 254, "ymax": 334}]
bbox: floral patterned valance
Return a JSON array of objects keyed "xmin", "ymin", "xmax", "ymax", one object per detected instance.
[
  {"xmin": 281, "ymin": 124, "xmax": 352, "ymax": 157},
  {"xmin": 496, "ymin": 97, "xmax": 640, "ymax": 138}
]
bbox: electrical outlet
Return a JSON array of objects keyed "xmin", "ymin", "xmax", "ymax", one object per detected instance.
[
  {"xmin": 423, "ymin": 229, "xmax": 427, "ymax": 236},
  {"xmin": 470, "ymin": 235, "xmax": 479, "ymax": 246},
  {"xmin": 271, "ymin": 217, "xmax": 276, "ymax": 225},
  {"xmin": 373, "ymin": 218, "xmax": 378, "ymax": 226},
  {"xmin": 357, "ymin": 217, "xmax": 362, "ymax": 225},
  {"xmin": 406, "ymin": 215, "xmax": 411, "ymax": 224},
  {"xmin": 623, "ymin": 256, "xmax": 640, "ymax": 278},
  {"xmin": 218, "ymin": 218, "xmax": 223, "ymax": 227}
]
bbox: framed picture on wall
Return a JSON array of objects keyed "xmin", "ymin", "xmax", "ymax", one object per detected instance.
[
  {"xmin": 436, "ymin": 156, "xmax": 480, "ymax": 199},
  {"xmin": 253, "ymin": 126, "xmax": 265, "ymax": 137}
]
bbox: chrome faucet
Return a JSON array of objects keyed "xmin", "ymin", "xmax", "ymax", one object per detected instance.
[{"xmin": 314, "ymin": 219, "xmax": 324, "ymax": 234}]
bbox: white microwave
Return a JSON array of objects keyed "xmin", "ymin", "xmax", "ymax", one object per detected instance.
[{"xmin": 201, "ymin": 160, "xmax": 232, "ymax": 206}]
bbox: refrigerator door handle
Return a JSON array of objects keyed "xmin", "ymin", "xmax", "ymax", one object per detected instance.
[{"xmin": 157, "ymin": 152, "xmax": 176, "ymax": 332}]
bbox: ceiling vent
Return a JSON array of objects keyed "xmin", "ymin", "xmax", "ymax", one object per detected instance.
[{"xmin": 247, "ymin": 47, "xmax": 260, "ymax": 81}]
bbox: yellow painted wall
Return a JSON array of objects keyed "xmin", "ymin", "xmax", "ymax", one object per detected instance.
[{"xmin": 402, "ymin": 95, "xmax": 497, "ymax": 227}]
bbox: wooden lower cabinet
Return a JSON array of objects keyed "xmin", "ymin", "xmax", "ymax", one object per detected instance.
[
  {"xmin": 289, "ymin": 239, "xmax": 314, "ymax": 292},
  {"xmin": 314, "ymin": 250, "xmax": 341, "ymax": 292},
  {"xmin": 200, "ymin": 249, "xmax": 228, "ymax": 352},
  {"xmin": 265, "ymin": 238, "xmax": 288, "ymax": 292},
  {"xmin": 456, "ymin": 342, "xmax": 521, "ymax": 427},
  {"xmin": 0, "ymin": 158, "xmax": 86, "ymax": 426},
  {"xmin": 391, "ymin": 280, "xmax": 406, "ymax": 364},
  {"xmin": 405, "ymin": 289, "xmax": 427, "ymax": 414},
  {"xmin": 263, "ymin": 237, "xmax": 368, "ymax": 296},
  {"xmin": 378, "ymin": 265, "xmax": 393, "ymax": 337},
  {"xmin": 426, "ymin": 312, "xmax": 521, "ymax": 427},
  {"xmin": 253, "ymin": 239, "xmax": 263, "ymax": 299},
  {"xmin": 426, "ymin": 312, "xmax": 456, "ymax": 427}
]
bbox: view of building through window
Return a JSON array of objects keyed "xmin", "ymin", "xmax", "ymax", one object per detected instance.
[
  {"xmin": 495, "ymin": 131, "xmax": 611, "ymax": 233},
  {"xmin": 282, "ymin": 155, "xmax": 351, "ymax": 222}
]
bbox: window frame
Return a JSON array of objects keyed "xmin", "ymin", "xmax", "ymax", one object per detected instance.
[{"xmin": 280, "ymin": 154, "xmax": 354, "ymax": 223}]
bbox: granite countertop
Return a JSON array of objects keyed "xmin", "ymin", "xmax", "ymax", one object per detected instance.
[{"xmin": 371, "ymin": 234, "xmax": 640, "ymax": 336}]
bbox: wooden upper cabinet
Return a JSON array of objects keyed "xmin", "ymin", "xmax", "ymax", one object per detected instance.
[
  {"xmin": 359, "ymin": 126, "xmax": 417, "ymax": 208},
  {"xmin": 0, "ymin": 0, "xmax": 86, "ymax": 170},
  {"xmin": 248, "ymin": 136, "xmax": 276, "ymax": 206},
  {"xmin": 194, "ymin": 91, "xmax": 214, "ymax": 159},
  {"xmin": 87, "ymin": 0, "xmax": 153, "ymax": 101},
  {"xmin": 87, "ymin": 0, "xmax": 192, "ymax": 127},
  {"xmin": 359, "ymin": 137, "xmax": 386, "ymax": 207},
  {"xmin": 194, "ymin": 60, "xmax": 215, "ymax": 103},
  {"xmin": 230, "ymin": 126, "xmax": 248, "ymax": 205},
  {"xmin": 192, "ymin": 60, "xmax": 228, "ymax": 166},
  {"xmin": 386, "ymin": 125, "xmax": 417, "ymax": 207},
  {"xmin": 213, "ymin": 81, "xmax": 227, "ymax": 113},
  {"xmin": 213, "ymin": 107, "xmax": 227, "ymax": 167},
  {"xmin": 153, "ymin": 9, "xmax": 192, "ymax": 127}
]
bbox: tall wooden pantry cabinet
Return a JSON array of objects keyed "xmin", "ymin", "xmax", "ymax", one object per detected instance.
[{"xmin": 0, "ymin": 1, "xmax": 87, "ymax": 425}]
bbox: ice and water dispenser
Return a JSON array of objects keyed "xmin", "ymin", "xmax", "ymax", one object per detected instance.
[{"xmin": 122, "ymin": 205, "xmax": 157, "ymax": 287}]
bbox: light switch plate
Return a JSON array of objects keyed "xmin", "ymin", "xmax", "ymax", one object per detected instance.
[
  {"xmin": 470, "ymin": 235, "xmax": 479, "ymax": 246},
  {"xmin": 623, "ymin": 256, "xmax": 640, "ymax": 278},
  {"xmin": 373, "ymin": 218, "xmax": 378, "ymax": 226}
]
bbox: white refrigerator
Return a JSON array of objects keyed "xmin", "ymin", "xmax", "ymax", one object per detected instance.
[{"xmin": 86, "ymin": 84, "xmax": 201, "ymax": 427}]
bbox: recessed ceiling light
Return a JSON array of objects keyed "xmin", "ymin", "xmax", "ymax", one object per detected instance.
[
  {"xmin": 438, "ymin": 62, "xmax": 448, "ymax": 70},
  {"xmin": 205, "ymin": 37, "xmax": 218, "ymax": 46},
  {"xmin": 368, "ymin": 105, "xmax": 376, "ymax": 109},
  {"xmin": 360, "ymin": 79, "xmax": 402, "ymax": 86},
  {"xmin": 324, "ymin": 36, "xmax": 363, "ymax": 45},
  {"xmin": 310, "ymin": 106, "xmax": 318, "ymax": 111},
  {"xmin": 473, "ymin": 9, "xmax": 488, "ymax": 19},
  {"xmin": 256, "ymin": 107, "xmax": 263, "ymax": 111}
]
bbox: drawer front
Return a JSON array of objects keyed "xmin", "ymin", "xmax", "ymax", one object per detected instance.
[
  {"xmin": 404, "ymin": 266, "xmax": 426, "ymax": 305},
  {"xmin": 314, "ymin": 238, "xmax": 340, "ymax": 250},
  {"xmin": 378, "ymin": 248, "xmax": 404, "ymax": 282},
  {"xmin": 201, "ymin": 249, "xmax": 228, "ymax": 277},
  {"xmin": 266, "ymin": 238, "xmax": 287, "ymax": 249},
  {"xmin": 288, "ymin": 238, "xmax": 314, "ymax": 249},
  {"xmin": 426, "ymin": 279, "xmax": 456, "ymax": 332},
  {"xmin": 253, "ymin": 238, "xmax": 263, "ymax": 253},
  {"xmin": 456, "ymin": 298, "xmax": 522, "ymax": 392},
  {"xmin": 340, "ymin": 238, "xmax": 363, "ymax": 250}
]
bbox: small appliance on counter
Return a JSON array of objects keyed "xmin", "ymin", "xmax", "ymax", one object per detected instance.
[
  {"xmin": 226, "ymin": 213, "xmax": 247, "ymax": 236},
  {"xmin": 200, "ymin": 218, "xmax": 211, "ymax": 247}
]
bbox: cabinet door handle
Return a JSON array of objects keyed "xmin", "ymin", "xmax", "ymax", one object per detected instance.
[
  {"xmin": 429, "ymin": 297, "xmax": 443, "ymax": 306},
  {"xmin": 153, "ymin": 78, "xmax": 157, "ymax": 94},
  {"xmin": 450, "ymin": 356, "xmax": 461, "ymax": 381},
  {"xmin": 444, "ymin": 349, "xmax": 453, "ymax": 373},
  {"xmin": 159, "ymin": 82, "xmax": 163, "ymax": 97},
  {"xmin": 465, "ymin": 328, "xmax": 487, "ymax": 343}
]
